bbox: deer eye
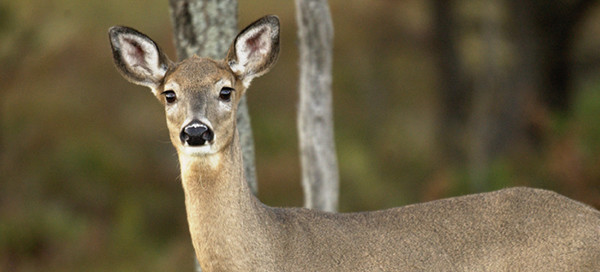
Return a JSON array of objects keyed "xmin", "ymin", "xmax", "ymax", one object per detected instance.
[
  {"xmin": 219, "ymin": 87, "xmax": 233, "ymax": 102},
  {"xmin": 162, "ymin": 90, "xmax": 177, "ymax": 103}
]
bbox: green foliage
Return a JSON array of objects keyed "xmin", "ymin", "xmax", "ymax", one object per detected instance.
[{"xmin": 574, "ymin": 81, "xmax": 600, "ymax": 155}]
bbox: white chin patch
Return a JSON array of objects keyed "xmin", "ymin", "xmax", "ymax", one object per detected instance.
[
  {"xmin": 182, "ymin": 145, "xmax": 214, "ymax": 156},
  {"xmin": 180, "ymin": 145, "xmax": 222, "ymax": 169}
]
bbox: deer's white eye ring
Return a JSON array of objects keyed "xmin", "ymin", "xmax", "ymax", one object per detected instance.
[
  {"xmin": 162, "ymin": 90, "xmax": 177, "ymax": 103},
  {"xmin": 219, "ymin": 87, "xmax": 234, "ymax": 102}
]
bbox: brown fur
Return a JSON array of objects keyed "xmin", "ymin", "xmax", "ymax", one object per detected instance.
[{"xmin": 109, "ymin": 16, "xmax": 600, "ymax": 271}]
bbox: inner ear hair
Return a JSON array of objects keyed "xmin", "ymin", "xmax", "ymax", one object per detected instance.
[
  {"xmin": 227, "ymin": 16, "xmax": 280, "ymax": 84},
  {"xmin": 242, "ymin": 26, "xmax": 270, "ymax": 58},
  {"xmin": 109, "ymin": 26, "xmax": 170, "ymax": 88}
]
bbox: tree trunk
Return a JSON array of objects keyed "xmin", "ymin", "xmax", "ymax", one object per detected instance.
[
  {"xmin": 508, "ymin": 0, "xmax": 596, "ymax": 113},
  {"xmin": 168, "ymin": 1, "xmax": 256, "ymax": 270},
  {"xmin": 295, "ymin": 0, "xmax": 339, "ymax": 212},
  {"xmin": 168, "ymin": 0, "xmax": 258, "ymax": 194},
  {"xmin": 466, "ymin": 0, "xmax": 516, "ymax": 192},
  {"xmin": 432, "ymin": 0, "xmax": 470, "ymax": 165},
  {"xmin": 465, "ymin": 0, "xmax": 596, "ymax": 191}
]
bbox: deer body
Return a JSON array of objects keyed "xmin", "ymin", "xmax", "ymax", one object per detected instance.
[
  {"xmin": 109, "ymin": 16, "xmax": 600, "ymax": 271},
  {"xmin": 179, "ymin": 130, "xmax": 600, "ymax": 271}
]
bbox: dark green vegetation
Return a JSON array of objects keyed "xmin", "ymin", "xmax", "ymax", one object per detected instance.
[{"xmin": 2, "ymin": 0, "xmax": 600, "ymax": 271}]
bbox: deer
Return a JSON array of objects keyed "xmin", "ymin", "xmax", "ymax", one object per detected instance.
[{"xmin": 108, "ymin": 15, "xmax": 600, "ymax": 271}]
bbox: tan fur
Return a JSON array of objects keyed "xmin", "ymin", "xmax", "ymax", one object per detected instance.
[{"xmin": 109, "ymin": 16, "xmax": 600, "ymax": 271}]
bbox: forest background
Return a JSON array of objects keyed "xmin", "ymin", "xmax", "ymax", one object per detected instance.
[{"xmin": 2, "ymin": 0, "xmax": 600, "ymax": 271}]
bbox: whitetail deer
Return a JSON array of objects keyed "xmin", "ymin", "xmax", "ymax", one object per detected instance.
[{"xmin": 109, "ymin": 15, "xmax": 600, "ymax": 271}]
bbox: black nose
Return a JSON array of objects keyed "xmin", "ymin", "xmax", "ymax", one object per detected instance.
[{"xmin": 180, "ymin": 121, "xmax": 214, "ymax": 146}]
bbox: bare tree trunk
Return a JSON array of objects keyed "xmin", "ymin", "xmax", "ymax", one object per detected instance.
[
  {"xmin": 168, "ymin": 0, "xmax": 258, "ymax": 195},
  {"xmin": 432, "ymin": 0, "xmax": 470, "ymax": 165},
  {"xmin": 168, "ymin": 1, "xmax": 256, "ymax": 270},
  {"xmin": 431, "ymin": 0, "xmax": 597, "ymax": 193},
  {"xmin": 467, "ymin": 0, "xmax": 515, "ymax": 192},
  {"xmin": 507, "ymin": 0, "xmax": 596, "ymax": 113},
  {"xmin": 295, "ymin": 0, "xmax": 339, "ymax": 212}
]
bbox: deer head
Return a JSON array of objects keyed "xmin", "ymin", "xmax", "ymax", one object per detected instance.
[{"xmin": 108, "ymin": 16, "xmax": 279, "ymax": 159}]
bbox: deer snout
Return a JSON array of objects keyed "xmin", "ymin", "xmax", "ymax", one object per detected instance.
[{"xmin": 180, "ymin": 121, "xmax": 214, "ymax": 146}]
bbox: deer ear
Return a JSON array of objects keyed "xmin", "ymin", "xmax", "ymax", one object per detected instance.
[
  {"xmin": 226, "ymin": 15, "xmax": 280, "ymax": 88},
  {"xmin": 109, "ymin": 26, "xmax": 171, "ymax": 89}
]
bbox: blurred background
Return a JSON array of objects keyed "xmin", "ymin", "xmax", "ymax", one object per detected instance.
[{"xmin": 2, "ymin": 0, "xmax": 600, "ymax": 270}]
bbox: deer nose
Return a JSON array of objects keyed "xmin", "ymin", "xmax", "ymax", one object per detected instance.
[{"xmin": 180, "ymin": 121, "xmax": 214, "ymax": 146}]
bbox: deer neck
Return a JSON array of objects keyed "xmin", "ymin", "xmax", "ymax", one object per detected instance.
[{"xmin": 177, "ymin": 128, "xmax": 274, "ymax": 269}]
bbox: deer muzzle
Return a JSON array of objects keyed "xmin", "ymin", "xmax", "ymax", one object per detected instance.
[{"xmin": 180, "ymin": 121, "xmax": 214, "ymax": 146}]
